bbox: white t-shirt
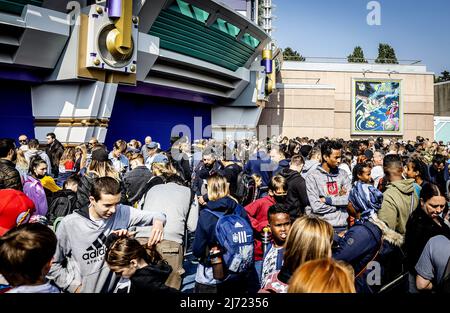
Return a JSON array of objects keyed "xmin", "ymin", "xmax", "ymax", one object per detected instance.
[{"xmin": 371, "ymin": 166, "xmax": 384, "ymax": 188}]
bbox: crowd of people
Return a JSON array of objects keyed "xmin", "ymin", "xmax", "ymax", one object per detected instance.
[{"xmin": 0, "ymin": 132, "xmax": 449, "ymax": 294}]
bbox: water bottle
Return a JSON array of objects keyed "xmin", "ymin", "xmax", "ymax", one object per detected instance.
[
  {"xmin": 262, "ymin": 227, "xmax": 271, "ymax": 256},
  {"xmin": 209, "ymin": 245, "xmax": 225, "ymax": 280}
]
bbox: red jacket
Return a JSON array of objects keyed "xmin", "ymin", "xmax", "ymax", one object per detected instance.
[{"xmin": 245, "ymin": 195, "xmax": 276, "ymax": 261}]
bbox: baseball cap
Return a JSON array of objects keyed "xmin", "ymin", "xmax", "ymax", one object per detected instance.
[
  {"xmin": 91, "ymin": 148, "xmax": 109, "ymax": 162},
  {"xmin": 364, "ymin": 149, "xmax": 374, "ymax": 160},
  {"xmin": 151, "ymin": 154, "xmax": 168, "ymax": 164},
  {"xmin": 147, "ymin": 142, "xmax": 158, "ymax": 149},
  {"xmin": 0, "ymin": 189, "xmax": 35, "ymax": 236}
]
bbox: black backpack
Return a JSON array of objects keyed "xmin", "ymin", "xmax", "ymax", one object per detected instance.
[
  {"xmin": 235, "ymin": 172, "xmax": 257, "ymax": 206},
  {"xmin": 46, "ymin": 189, "xmax": 77, "ymax": 225}
]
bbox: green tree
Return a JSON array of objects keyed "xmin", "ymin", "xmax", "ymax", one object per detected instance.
[
  {"xmin": 439, "ymin": 70, "xmax": 450, "ymax": 82},
  {"xmin": 347, "ymin": 46, "xmax": 368, "ymax": 63},
  {"xmin": 375, "ymin": 43, "xmax": 399, "ymax": 64},
  {"xmin": 282, "ymin": 47, "xmax": 305, "ymax": 61}
]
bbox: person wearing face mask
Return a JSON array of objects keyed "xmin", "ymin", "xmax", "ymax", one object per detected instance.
[
  {"xmin": 405, "ymin": 183, "xmax": 450, "ymax": 292},
  {"xmin": 244, "ymin": 175, "xmax": 287, "ymax": 288},
  {"xmin": 22, "ymin": 157, "xmax": 49, "ymax": 217},
  {"xmin": 0, "ymin": 138, "xmax": 22, "ymax": 191}
]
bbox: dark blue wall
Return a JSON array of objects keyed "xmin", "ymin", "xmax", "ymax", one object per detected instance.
[
  {"xmin": 0, "ymin": 79, "xmax": 35, "ymax": 143},
  {"xmin": 105, "ymin": 92, "xmax": 212, "ymax": 150}
]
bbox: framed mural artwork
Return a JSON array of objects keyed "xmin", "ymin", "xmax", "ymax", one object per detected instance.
[{"xmin": 351, "ymin": 79, "xmax": 403, "ymax": 136}]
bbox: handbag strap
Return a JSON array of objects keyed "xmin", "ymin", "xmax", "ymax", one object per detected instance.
[{"xmin": 356, "ymin": 229, "xmax": 384, "ymax": 278}]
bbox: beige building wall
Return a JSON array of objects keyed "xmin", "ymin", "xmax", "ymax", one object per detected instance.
[
  {"xmin": 260, "ymin": 62, "xmax": 435, "ymax": 140},
  {"xmin": 435, "ymin": 81, "xmax": 450, "ymax": 117}
]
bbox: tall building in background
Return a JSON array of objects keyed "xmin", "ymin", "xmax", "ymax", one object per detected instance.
[
  {"xmin": 220, "ymin": 0, "xmax": 275, "ymax": 46},
  {"xmin": 219, "ymin": 0, "xmax": 255, "ymax": 21},
  {"xmin": 260, "ymin": 0, "xmax": 275, "ymax": 37}
]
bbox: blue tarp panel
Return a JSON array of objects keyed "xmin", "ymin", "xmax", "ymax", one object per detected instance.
[
  {"xmin": 0, "ymin": 80, "xmax": 35, "ymax": 144},
  {"xmin": 105, "ymin": 92, "xmax": 212, "ymax": 150}
]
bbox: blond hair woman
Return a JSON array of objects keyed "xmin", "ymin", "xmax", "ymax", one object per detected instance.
[
  {"xmin": 192, "ymin": 174, "xmax": 252, "ymax": 293},
  {"xmin": 288, "ymin": 258, "xmax": 356, "ymax": 293},
  {"xmin": 259, "ymin": 216, "xmax": 334, "ymax": 293},
  {"xmin": 15, "ymin": 148, "xmax": 29, "ymax": 181},
  {"xmin": 136, "ymin": 158, "xmax": 185, "ymax": 208},
  {"xmin": 74, "ymin": 144, "xmax": 87, "ymax": 173},
  {"xmin": 59, "ymin": 147, "xmax": 76, "ymax": 172}
]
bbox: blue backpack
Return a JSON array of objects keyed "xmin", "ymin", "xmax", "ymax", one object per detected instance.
[{"xmin": 205, "ymin": 206, "xmax": 254, "ymax": 274}]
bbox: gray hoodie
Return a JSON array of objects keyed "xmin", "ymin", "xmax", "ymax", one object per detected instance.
[
  {"xmin": 47, "ymin": 204, "xmax": 166, "ymax": 293},
  {"xmin": 301, "ymin": 160, "xmax": 320, "ymax": 179},
  {"xmin": 305, "ymin": 165, "xmax": 352, "ymax": 227}
]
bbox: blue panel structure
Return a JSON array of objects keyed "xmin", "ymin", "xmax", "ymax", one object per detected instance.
[
  {"xmin": 0, "ymin": 79, "xmax": 34, "ymax": 143},
  {"xmin": 105, "ymin": 92, "xmax": 211, "ymax": 150}
]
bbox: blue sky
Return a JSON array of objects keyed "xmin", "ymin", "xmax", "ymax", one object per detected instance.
[{"xmin": 273, "ymin": 0, "xmax": 450, "ymax": 75}]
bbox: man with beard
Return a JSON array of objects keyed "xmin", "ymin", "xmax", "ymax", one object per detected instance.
[
  {"xmin": 45, "ymin": 133, "xmax": 65, "ymax": 178},
  {"xmin": 192, "ymin": 150, "xmax": 223, "ymax": 204},
  {"xmin": 0, "ymin": 138, "xmax": 22, "ymax": 191}
]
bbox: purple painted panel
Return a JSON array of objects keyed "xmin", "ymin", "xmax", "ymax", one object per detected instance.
[
  {"xmin": 118, "ymin": 82, "xmax": 221, "ymax": 105},
  {"xmin": 107, "ymin": 0, "xmax": 122, "ymax": 18},
  {"xmin": 0, "ymin": 79, "xmax": 35, "ymax": 142},
  {"xmin": 0, "ymin": 66, "xmax": 48, "ymax": 83},
  {"xmin": 105, "ymin": 92, "xmax": 212, "ymax": 150}
]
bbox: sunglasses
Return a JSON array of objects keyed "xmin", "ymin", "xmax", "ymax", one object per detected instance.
[{"xmin": 19, "ymin": 140, "xmax": 27, "ymax": 143}]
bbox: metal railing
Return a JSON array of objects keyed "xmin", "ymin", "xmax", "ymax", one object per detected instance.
[{"xmin": 282, "ymin": 56, "xmax": 422, "ymax": 65}]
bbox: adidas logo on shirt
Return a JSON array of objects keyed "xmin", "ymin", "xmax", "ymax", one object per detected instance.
[{"xmin": 82, "ymin": 233, "xmax": 107, "ymax": 264}]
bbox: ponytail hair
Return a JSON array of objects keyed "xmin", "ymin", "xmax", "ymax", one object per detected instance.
[
  {"xmin": 28, "ymin": 156, "xmax": 47, "ymax": 176},
  {"xmin": 105, "ymin": 235, "xmax": 164, "ymax": 268}
]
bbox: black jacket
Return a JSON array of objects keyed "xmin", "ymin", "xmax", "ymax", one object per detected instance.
[
  {"xmin": 192, "ymin": 160, "xmax": 223, "ymax": 196},
  {"xmin": 46, "ymin": 140, "xmax": 64, "ymax": 171},
  {"xmin": 123, "ymin": 166, "xmax": 152, "ymax": 204},
  {"xmin": 116, "ymin": 263, "xmax": 179, "ymax": 294},
  {"xmin": 173, "ymin": 152, "xmax": 192, "ymax": 183},
  {"xmin": 279, "ymin": 168, "xmax": 308, "ymax": 219},
  {"xmin": 219, "ymin": 163, "xmax": 242, "ymax": 198},
  {"xmin": 76, "ymin": 172, "xmax": 128, "ymax": 210},
  {"xmin": 405, "ymin": 206, "xmax": 450, "ymax": 273},
  {"xmin": 0, "ymin": 159, "xmax": 22, "ymax": 191}
]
